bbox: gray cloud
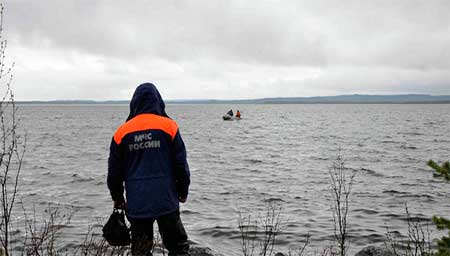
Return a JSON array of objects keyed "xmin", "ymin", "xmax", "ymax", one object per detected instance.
[{"xmin": 4, "ymin": 0, "xmax": 450, "ymax": 100}]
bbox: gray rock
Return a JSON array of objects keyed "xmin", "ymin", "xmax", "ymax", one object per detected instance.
[
  {"xmin": 355, "ymin": 246, "xmax": 394, "ymax": 256},
  {"xmin": 189, "ymin": 246, "xmax": 218, "ymax": 256}
]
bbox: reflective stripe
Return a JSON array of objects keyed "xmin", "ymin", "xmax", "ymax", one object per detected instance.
[{"xmin": 114, "ymin": 114, "xmax": 178, "ymax": 144}]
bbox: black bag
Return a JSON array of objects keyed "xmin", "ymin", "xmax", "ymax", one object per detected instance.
[{"xmin": 102, "ymin": 208, "xmax": 131, "ymax": 246}]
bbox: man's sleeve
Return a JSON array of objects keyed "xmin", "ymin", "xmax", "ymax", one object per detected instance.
[
  {"xmin": 172, "ymin": 130, "xmax": 190, "ymax": 199},
  {"xmin": 107, "ymin": 138, "xmax": 125, "ymax": 202}
]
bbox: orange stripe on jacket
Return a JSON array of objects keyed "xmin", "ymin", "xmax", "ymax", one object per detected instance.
[{"xmin": 114, "ymin": 114, "xmax": 178, "ymax": 144}]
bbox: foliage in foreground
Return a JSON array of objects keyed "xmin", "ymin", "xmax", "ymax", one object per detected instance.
[
  {"xmin": 428, "ymin": 160, "xmax": 450, "ymax": 256},
  {"xmin": 238, "ymin": 201, "xmax": 283, "ymax": 256},
  {"xmin": 385, "ymin": 204, "xmax": 433, "ymax": 256},
  {"xmin": 432, "ymin": 216, "xmax": 450, "ymax": 256},
  {"xmin": 427, "ymin": 160, "xmax": 450, "ymax": 182},
  {"xmin": 0, "ymin": 2, "xmax": 26, "ymax": 255},
  {"xmin": 383, "ymin": 160, "xmax": 450, "ymax": 256},
  {"xmin": 329, "ymin": 152, "xmax": 356, "ymax": 256},
  {"xmin": 237, "ymin": 151, "xmax": 356, "ymax": 256}
]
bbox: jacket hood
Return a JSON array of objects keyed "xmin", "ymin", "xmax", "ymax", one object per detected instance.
[{"xmin": 126, "ymin": 83, "xmax": 169, "ymax": 121}]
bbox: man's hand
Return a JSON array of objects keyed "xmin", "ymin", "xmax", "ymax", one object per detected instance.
[
  {"xmin": 178, "ymin": 197, "xmax": 187, "ymax": 203},
  {"xmin": 114, "ymin": 200, "xmax": 126, "ymax": 209}
]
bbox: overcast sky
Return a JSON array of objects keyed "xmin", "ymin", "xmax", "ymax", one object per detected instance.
[{"xmin": 3, "ymin": 0, "xmax": 450, "ymax": 100}]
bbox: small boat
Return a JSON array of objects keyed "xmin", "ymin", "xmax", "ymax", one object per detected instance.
[{"xmin": 223, "ymin": 115, "xmax": 234, "ymax": 121}]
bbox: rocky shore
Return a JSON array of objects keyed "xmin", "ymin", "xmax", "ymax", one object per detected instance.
[
  {"xmin": 189, "ymin": 245, "xmax": 394, "ymax": 256},
  {"xmin": 189, "ymin": 246, "xmax": 222, "ymax": 256}
]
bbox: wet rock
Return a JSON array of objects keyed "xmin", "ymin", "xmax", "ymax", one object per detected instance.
[
  {"xmin": 355, "ymin": 246, "xmax": 394, "ymax": 256},
  {"xmin": 189, "ymin": 246, "xmax": 218, "ymax": 256}
]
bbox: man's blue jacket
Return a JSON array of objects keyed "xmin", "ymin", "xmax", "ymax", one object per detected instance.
[{"xmin": 107, "ymin": 83, "xmax": 190, "ymax": 218}]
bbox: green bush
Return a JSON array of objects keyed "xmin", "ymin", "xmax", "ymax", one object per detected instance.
[
  {"xmin": 428, "ymin": 160, "xmax": 450, "ymax": 256},
  {"xmin": 427, "ymin": 160, "xmax": 450, "ymax": 181}
]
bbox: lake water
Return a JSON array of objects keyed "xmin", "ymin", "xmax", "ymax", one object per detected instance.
[{"xmin": 13, "ymin": 104, "xmax": 450, "ymax": 255}]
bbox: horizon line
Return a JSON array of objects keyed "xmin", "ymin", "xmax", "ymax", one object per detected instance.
[{"xmin": 15, "ymin": 93, "xmax": 450, "ymax": 102}]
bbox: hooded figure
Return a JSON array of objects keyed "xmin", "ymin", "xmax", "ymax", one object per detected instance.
[
  {"xmin": 108, "ymin": 83, "xmax": 190, "ymax": 255},
  {"xmin": 126, "ymin": 83, "xmax": 169, "ymax": 121}
]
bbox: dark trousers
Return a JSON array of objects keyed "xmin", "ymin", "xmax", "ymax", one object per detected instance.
[{"xmin": 128, "ymin": 210, "xmax": 189, "ymax": 256}]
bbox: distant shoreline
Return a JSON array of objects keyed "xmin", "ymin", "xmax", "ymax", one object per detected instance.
[
  {"xmin": 16, "ymin": 94, "xmax": 450, "ymax": 105},
  {"xmin": 16, "ymin": 101, "xmax": 450, "ymax": 105}
]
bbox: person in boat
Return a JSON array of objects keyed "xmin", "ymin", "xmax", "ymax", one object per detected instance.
[
  {"xmin": 226, "ymin": 109, "xmax": 233, "ymax": 117},
  {"xmin": 236, "ymin": 110, "xmax": 241, "ymax": 119},
  {"xmin": 108, "ymin": 83, "xmax": 190, "ymax": 255}
]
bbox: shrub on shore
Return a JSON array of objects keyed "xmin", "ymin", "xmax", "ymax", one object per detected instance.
[{"xmin": 428, "ymin": 160, "xmax": 450, "ymax": 256}]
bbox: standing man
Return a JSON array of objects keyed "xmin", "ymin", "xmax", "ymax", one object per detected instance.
[{"xmin": 108, "ymin": 83, "xmax": 190, "ymax": 256}]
